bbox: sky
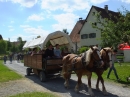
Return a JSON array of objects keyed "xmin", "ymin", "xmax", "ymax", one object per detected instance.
[{"xmin": 0, "ymin": 0, "xmax": 130, "ymax": 42}]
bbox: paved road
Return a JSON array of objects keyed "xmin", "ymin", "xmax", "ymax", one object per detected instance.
[{"xmin": 3, "ymin": 60, "xmax": 130, "ymax": 97}]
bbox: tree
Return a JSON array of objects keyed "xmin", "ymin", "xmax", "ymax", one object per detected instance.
[
  {"xmin": 10, "ymin": 43, "xmax": 18, "ymax": 53},
  {"xmin": 17, "ymin": 37, "xmax": 24, "ymax": 52},
  {"xmin": 0, "ymin": 40, "xmax": 6, "ymax": 54},
  {"xmin": 0, "ymin": 34, "xmax": 3, "ymax": 40},
  {"xmin": 17, "ymin": 37, "xmax": 22, "ymax": 42},
  {"xmin": 92, "ymin": 8, "xmax": 130, "ymax": 48},
  {"xmin": 63, "ymin": 29, "xmax": 69, "ymax": 34},
  {"xmin": 36, "ymin": 35, "xmax": 41, "ymax": 39},
  {"xmin": 6, "ymin": 38, "xmax": 12, "ymax": 51}
]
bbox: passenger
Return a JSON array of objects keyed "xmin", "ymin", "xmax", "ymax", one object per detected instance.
[
  {"xmin": 44, "ymin": 44, "xmax": 54, "ymax": 58},
  {"xmin": 31, "ymin": 48, "xmax": 37, "ymax": 56},
  {"xmin": 38, "ymin": 49, "xmax": 45, "ymax": 54},
  {"xmin": 54, "ymin": 44, "xmax": 62, "ymax": 58},
  {"xmin": 27, "ymin": 48, "xmax": 32, "ymax": 55}
]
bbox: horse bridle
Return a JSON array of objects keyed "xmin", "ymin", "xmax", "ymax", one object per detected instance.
[
  {"xmin": 103, "ymin": 50, "xmax": 112, "ymax": 63},
  {"xmin": 91, "ymin": 49, "xmax": 103, "ymax": 65}
]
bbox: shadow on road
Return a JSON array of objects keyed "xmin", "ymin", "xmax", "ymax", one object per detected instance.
[{"xmin": 25, "ymin": 74, "xmax": 118, "ymax": 97}]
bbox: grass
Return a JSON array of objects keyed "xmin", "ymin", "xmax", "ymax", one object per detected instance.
[
  {"xmin": 10, "ymin": 92, "xmax": 58, "ymax": 97},
  {"xmin": 92, "ymin": 62, "xmax": 130, "ymax": 86},
  {"xmin": 0, "ymin": 60, "xmax": 22, "ymax": 82}
]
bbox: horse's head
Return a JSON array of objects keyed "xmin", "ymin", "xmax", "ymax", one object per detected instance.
[
  {"xmin": 84, "ymin": 46, "xmax": 103, "ymax": 67},
  {"xmin": 90, "ymin": 46, "xmax": 104, "ymax": 66},
  {"xmin": 100, "ymin": 47, "xmax": 113, "ymax": 70}
]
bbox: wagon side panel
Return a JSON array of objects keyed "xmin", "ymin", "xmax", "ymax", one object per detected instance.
[
  {"xmin": 27, "ymin": 55, "xmax": 32, "ymax": 67},
  {"xmin": 24, "ymin": 55, "xmax": 28, "ymax": 67},
  {"xmin": 46, "ymin": 59, "xmax": 63, "ymax": 73},
  {"xmin": 32, "ymin": 55, "xmax": 37, "ymax": 68},
  {"xmin": 36, "ymin": 54, "xmax": 43, "ymax": 70}
]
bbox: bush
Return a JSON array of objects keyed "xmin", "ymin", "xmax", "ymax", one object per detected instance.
[{"xmin": 78, "ymin": 46, "xmax": 90, "ymax": 54}]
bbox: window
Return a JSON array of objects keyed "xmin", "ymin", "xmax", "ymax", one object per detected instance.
[
  {"xmin": 89, "ymin": 33, "xmax": 96, "ymax": 38},
  {"xmin": 81, "ymin": 34, "xmax": 88, "ymax": 39}
]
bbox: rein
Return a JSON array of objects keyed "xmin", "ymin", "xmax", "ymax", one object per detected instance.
[
  {"xmin": 67, "ymin": 49, "xmax": 103, "ymax": 72},
  {"xmin": 91, "ymin": 51, "xmax": 103, "ymax": 68}
]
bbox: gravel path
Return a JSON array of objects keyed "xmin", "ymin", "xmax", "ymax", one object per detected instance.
[{"xmin": 1, "ymin": 60, "xmax": 130, "ymax": 97}]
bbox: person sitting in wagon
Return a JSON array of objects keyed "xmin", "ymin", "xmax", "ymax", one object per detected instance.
[
  {"xmin": 54, "ymin": 44, "xmax": 62, "ymax": 58},
  {"xmin": 31, "ymin": 48, "xmax": 37, "ymax": 56},
  {"xmin": 44, "ymin": 44, "xmax": 55, "ymax": 59}
]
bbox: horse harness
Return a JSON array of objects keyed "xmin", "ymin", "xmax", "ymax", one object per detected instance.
[{"xmin": 68, "ymin": 52, "xmax": 87, "ymax": 72}]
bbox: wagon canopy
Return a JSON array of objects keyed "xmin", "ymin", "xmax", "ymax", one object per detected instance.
[{"xmin": 23, "ymin": 31, "xmax": 73, "ymax": 50}]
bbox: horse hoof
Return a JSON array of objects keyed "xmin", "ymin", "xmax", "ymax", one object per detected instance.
[
  {"xmin": 64, "ymin": 86, "xmax": 68, "ymax": 89},
  {"xmin": 96, "ymin": 87, "xmax": 100, "ymax": 91},
  {"xmin": 64, "ymin": 85, "xmax": 69, "ymax": 89},
  {"xmin": 74, "ymin": 89, "xmax": 79, "ymax": 93},
  {"xmin": 103, "ymin": 92, "xmax": 108, "ymax": 95}
]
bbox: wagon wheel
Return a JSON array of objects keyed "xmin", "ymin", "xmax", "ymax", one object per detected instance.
[
  {"xmin": 26, "ymin": 68, "xmax": 31, "ymax": 76},
  {"xmin": 39, "ymin": 71, "xmax": 46, "ymax": 82}
]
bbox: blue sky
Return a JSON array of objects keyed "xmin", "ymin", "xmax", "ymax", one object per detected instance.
[{"xmin": 0, "ymin": 0, "xmax": 130, "ymax": 42}]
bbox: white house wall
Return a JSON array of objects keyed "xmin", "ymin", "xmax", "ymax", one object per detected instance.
[
  {"xmin": 80, "ymin": 8, "xmax": 102, "ymax": 47},
  {"xmin": 72, "ymin": 42, "xmax": 80, "ymax": 53}
]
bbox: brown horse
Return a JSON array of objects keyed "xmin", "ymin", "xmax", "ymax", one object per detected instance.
[
  {"xmin": 61, "ymin": 46, "xmax": 104, "ymax": 96},
  {"xmin": 93, "ymin": 47, "xmax": 113, "ymax": 95}
]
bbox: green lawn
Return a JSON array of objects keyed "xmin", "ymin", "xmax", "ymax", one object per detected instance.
[
  {"xmin": 10, "ymin": 92, "xmax": 58, "ymax": 97},
  {"xmin": 0, "ymin": 60, "xmax": 22, "ymax": 82},
  {"xmin": 92, "ymin": 62, "xmax": 130, "ymax": 86}
]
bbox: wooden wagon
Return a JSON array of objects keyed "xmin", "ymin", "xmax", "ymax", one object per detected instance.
[
  {"xmin": 23, "ymin": 31, "xmax": 73, "ymax": 82},
  {"xmin": 24, "ymin": 54, "xmax": 63, "ymax": 82}
]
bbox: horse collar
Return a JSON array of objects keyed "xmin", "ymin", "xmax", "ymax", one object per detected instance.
[{"xmin": 81, "ymin": 52, "xmax": 86, "ymax": 66}]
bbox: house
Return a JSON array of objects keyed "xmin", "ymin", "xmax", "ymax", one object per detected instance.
[
  {"xmin": 79, "ymin": 5, "xmax": 119, "ymax": 48},
  {"xmin": 69, "ymin": 18, "xmax": 85, "ymax": 53}
]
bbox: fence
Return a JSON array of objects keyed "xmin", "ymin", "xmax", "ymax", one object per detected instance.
[{"xmin": 116, "ymin": 53, "xmax": 124, "ymax": 62}]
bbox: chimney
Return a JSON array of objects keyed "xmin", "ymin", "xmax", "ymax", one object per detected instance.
[
  {"xmin": 79, "ymin": 17, "xmax": 82, "ymax": 21},
  {"xmin": 104, "ymin": 5, "xmax": 108, "ymax": 13}
]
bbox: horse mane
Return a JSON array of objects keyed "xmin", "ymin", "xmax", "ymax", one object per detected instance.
[
  {"xmin": 85, "ymin": 46, "xmax": 99, "ymax": 64},
  {"xmin": 100, "ymin": 47, "xmax": 113, "ymax": 70},
  {"xmin": 100, "ymin": 47, "xmax": 112, "ymax": 56}
]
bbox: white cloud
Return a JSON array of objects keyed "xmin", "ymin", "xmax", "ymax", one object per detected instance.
[
  {"xmin": 7, "ymin": 34, "xmax": 33, "ymax": 42},
  {"xmin": 8, "ymin": 25, "xmax": 13, "ymax": 28},
  {"xmin": 10, "ymin": 0, "xmax": 37, "ymax": 8},
  {"xmin": 9, "ymin": 28, "xmax": 14, "ymax": 32},
  {"xmin": 52, "ymin": 13, "xmax": 79, "ymax": 31},
  {"xmin": 90, "ymin": 0, "xmax": 109, "ymax": 4},
  {"xmin": 10, "ymin": 21, "xmax": 14, "ymax": 23},
  {"xmin": 0, "ymin": 0, "xmax": 4, "ymax": 2},
  {"xmin": 41, "ymin": 0, "xmax": 91, "ymax": 12},
  {"xmin": 8, "ymin": 25, "xmax": 14, "ymax": 31},
  {"xmin": 20, "ymin": 25, "xmax": 50, "ymax": 40},
  {"xmin": 121, "ymin": 0, "xmax": 130, "ymax": 3},
  {"xmin": 41, "ymin": 0, "xmax": 109, "ymax": 12},
  {"xmin": 27, "ymin": 14, "xmax": 44, "ymax": 21}
]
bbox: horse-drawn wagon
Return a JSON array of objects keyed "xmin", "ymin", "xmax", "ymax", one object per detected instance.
[{"xmin": 23, "ymin": 31, "xmax": 73, "ymax": 82}]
